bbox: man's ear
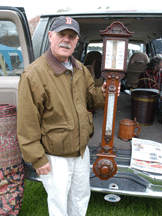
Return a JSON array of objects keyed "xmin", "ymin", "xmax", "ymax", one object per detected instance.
[
  {"xmin": 48, "ymin": 31, "xmax": 53, "ymax": 42},
  {"xmin": 77, "ymin": 36, "xmax": 79, "ymax": 42}
]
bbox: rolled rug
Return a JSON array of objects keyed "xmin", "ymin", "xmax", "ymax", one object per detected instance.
[{"xmin": 0, "ymin": 104, "xmax": 24, "ymax": 216}]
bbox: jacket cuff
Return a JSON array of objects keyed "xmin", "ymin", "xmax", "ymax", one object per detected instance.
[
  {"xmin": 95, "ymin": 87, "xmax": 105, "ymax": 109},
  {"xmin": 32, "ymin": 153, "xmax": 49, "ymax": 169}
]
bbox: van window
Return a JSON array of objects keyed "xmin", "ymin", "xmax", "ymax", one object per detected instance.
[
  {"xmin": 127, "ymin": 43, "xmax": 145, "ymax": 63},
  {"xmin": 153, "ymin": 38, "xmax": 162, "ymax": 56},
  {"xmin": 86, "ymin": 42, "xmax": 145, "ymax": 64},
  {"xmin": 0, "ymin": 20, "xmax": 23, "ymax": 76},
  {"xmin": 87, "ymin": 43, "xmax": 103, "ymax": 54}
]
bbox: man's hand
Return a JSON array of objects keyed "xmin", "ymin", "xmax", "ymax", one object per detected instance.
[
  {"xmin": 102, "ymin": 81, "xmax": 121, "ymax": 97},
  {"xmin": 36, "ymin": 162, "xmax": 51, "ymax": 175}
]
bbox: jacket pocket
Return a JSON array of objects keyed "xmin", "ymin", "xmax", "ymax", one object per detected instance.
[{"xmin": 42, "ymin": 119, "xmax": 74, "ymax": 155}]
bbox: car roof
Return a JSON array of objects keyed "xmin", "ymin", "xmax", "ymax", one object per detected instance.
[{"xmin": 41, "ymin": 10, "xmax": 162, "ymax": 44}]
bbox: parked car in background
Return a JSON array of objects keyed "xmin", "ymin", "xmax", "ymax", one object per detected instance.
[{"xmin": 0, "ymin": 6, "xmax": 162, "ymax": 200}]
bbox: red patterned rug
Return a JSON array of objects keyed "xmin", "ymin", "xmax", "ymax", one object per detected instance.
[{"xmin": 0, "ymin": 104, "xmax": 24, "ymax": 215}]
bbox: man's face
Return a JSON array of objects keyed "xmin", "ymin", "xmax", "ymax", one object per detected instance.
[
  {"xmin": 48, "ymin": 29, "xmax": 79, "ymax": 63},
  {"xmin": 153, "ymin": 61, "xmax": 162, "ymax": 74}
]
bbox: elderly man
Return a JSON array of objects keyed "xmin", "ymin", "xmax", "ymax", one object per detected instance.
[{"xmin": 17, "ymin": 16, "xmax": 107, "ymax": 216}]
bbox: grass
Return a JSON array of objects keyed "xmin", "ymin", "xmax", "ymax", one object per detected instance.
[
  {"xmin": 19, "ymin": 179, "xmax": 162, "ymax": 216},
  {"xmin": 19, "ymin": 180, "xmax": 48, "ymax": 216}
]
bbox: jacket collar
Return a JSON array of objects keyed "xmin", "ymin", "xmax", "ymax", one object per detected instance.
[{"xmin": 45, "ymin": 48, "xmax": 82, "ymax": 75}]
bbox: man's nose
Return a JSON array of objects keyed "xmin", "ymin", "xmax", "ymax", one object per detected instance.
[{"xmin": 63, "ymin": 35, "xmax": 70, "ymax": 41}]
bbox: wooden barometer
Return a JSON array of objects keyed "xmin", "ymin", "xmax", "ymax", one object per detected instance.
[{"xmin": 93, "ymin": 21, "xmax": 133, "ymax": 180}]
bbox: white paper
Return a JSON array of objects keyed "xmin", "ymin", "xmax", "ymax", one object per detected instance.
[{"xmin": 130, "ymin": 138, "xmax": 162, "ymax": 173}]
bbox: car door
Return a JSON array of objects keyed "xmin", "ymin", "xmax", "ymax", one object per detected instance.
[{"xmin": 0, "ymin": 6, "xmax": 34, "ymax": 106}]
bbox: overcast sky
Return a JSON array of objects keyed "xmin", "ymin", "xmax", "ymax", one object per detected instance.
[{"xmin": 1, "ymin": 1, "xmax": 160, "ymax": 20}]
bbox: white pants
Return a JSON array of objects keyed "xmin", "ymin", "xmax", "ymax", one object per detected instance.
[{"xmin": 40, "ymin": 147, "xmax": 91, "ymax": 216}]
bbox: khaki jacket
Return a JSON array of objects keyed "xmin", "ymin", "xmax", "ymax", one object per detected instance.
[{"xmin": 17, "ymin": 49, "xmax": 105, "ymax": 169}]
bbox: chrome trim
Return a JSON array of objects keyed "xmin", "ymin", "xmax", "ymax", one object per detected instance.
[
  {"xmin": 90, "ymin": 186, "xmax": 162, "ymax": 198},
  {"xmin": 90, "ymin": 164, "xmax": 162, "ymax": 198},
  {"xmin": 117, "ymin": 165, "xmax": 162, "ymax": 183},
  {"xmin": 90, "ymin": 164, "xmax": 162, "ymax": 183}
]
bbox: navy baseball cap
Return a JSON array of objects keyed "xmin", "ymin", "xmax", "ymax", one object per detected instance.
[{"xmin": 50, "ymin": 16, "xmax": 80, "ymax": 36}]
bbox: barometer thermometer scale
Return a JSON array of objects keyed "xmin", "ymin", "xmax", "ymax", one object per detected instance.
[{"xmin": 106, "ymin": 93, "xmax": 115, "ymax": 136}]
